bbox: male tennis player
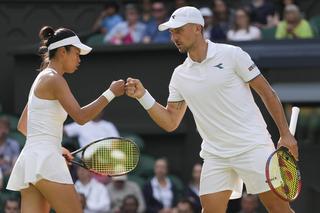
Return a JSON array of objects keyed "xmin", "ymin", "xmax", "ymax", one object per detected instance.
[{"xmin": 126, "ymin": 6, "xmax": 298, "ymax": 213}]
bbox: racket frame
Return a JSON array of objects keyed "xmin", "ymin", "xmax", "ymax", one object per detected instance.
[{"xmin": 265, "ymin": 146, "xmax": 302, "ymax": 202}]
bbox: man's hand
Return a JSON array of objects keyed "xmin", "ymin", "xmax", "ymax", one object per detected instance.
[
  {"xmin": 277, "ymin": 133, "xmax": 299, "ymax": 160},
  {"xmin": 125, "ymin": 77, "xmax": 146, "ymax": 99}
]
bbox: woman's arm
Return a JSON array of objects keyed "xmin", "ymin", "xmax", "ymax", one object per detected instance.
[
  {"xmin": 17, "ymin": 104, "xmax": 28, "ymax": 136},
  {"xmin": 50, "ymin": 74, "xmax": 124, "ymax": 125}
]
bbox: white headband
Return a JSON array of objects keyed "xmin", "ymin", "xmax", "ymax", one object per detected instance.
[{"xmin": 47, "ymin": 36, "xmax": 92, "ymax": 55}]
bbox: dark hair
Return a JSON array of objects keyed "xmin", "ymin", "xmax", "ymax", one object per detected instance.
[
  {"xmin": 38, "ymin": 26, "xmax": 76, "ymax": 71},
  {"xmin": 104, "ymin": 1, "xmax": 120, "ymax": 12},
  {"xmin": 121, "ymin": 195, "xmax": 139, "ymax": 211},
  {"xmin": 233, "ymin": 7, "xmax": 251, "ymax": 32}
]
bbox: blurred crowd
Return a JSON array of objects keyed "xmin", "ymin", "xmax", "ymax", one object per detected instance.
[
  {"xmin": 0, "ymin": 105, "xmax": 319, "ymax": 212},
  {"xmin": 85, "ymin": 0, "xmax": 319, "ymax": 46}
]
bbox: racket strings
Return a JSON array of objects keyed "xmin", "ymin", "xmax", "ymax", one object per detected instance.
[
  {"xmin": 83, "ymin": 139, "xmax": 139, "ymax": 175},
  {"xmin": 276, "ymin": 151, "xmax": 300, "ymax": 200}
]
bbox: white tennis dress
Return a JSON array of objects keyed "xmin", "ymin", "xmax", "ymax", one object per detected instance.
[{"xmin": 7, "ymin": 68, "xmax": 73, "ymax": 191}]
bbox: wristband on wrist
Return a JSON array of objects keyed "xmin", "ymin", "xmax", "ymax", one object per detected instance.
[
  {"xmin": 102, "ymin": 89, "xmax": 115, "ymax": 103},
  {"xmin": 137, "ymin": 90, "xmax": 155, "ymax": 110}
]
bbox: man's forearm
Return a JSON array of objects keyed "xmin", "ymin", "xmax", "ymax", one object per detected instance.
[{"xmin": 260, "ymin": 89, "xmax": 290, "ymax": 136}]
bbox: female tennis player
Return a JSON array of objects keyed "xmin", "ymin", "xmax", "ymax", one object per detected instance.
[{"xmin": 6, "ymin": 26, "xmax": 125, "ymax": 212}]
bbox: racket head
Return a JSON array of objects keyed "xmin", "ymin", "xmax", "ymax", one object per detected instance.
[
  {"xmin": 265, "ymin": 147, "xmax": 302, "ymax": 202},
  {"xmin": 79, "ymin": 137, "xmax": 140, "ymax": 176}
]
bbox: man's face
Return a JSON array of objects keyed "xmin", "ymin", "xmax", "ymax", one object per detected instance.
[
  {"xmin": 4, "ymin": 201, "xmax": 20, "ymax": 213},
  {"xmin": 154, "ymin": 159, "xmax": 168, "ymax": 178},
  {"xmin": 152, "ymin": 2, "xmax": 166, "ymax": 20},
  {"xmin": 169, "ymin": 24, "xmax": 198, "ymax": 53}
]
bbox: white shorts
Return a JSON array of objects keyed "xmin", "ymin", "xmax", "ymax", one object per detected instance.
[{"xmin": 199, "ymin": 143, "xmax": 275, "ymax": 199}]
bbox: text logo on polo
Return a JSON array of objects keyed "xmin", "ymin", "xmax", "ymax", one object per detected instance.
[
  {"xmin": 214, "ymin": 63, "xmax": 224, "ymax": 69},
  {"xmin": 248, "ymin": 64, "xmax": 256, "ymax": 71}
]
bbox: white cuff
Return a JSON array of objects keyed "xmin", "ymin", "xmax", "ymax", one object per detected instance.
[
  {"xmin": 137, "ymin": 90, "xmax": 155, "ymax": 110},
  {"xmin": 102, "ymin": 89, "xmax": 115, "ymax": 103}
]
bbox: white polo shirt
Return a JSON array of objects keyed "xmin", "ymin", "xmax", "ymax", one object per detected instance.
[{"xmin": 168, "ymin": 41, "xmax": 273, "ymax": 157}]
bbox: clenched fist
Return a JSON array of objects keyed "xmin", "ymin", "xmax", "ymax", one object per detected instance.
[{"xmin": 125, "ymin": 77, "xmax": 146, "ymax": 99}]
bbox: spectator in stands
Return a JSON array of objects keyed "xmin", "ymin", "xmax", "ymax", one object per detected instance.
[
  {"xmin": 237, "ymin": 193, "xmax": 259, "ymax": 213},
  {"xmin": 104, "ymin": 4, "xmax": 146, "ymax": 45},
  {"xmin": 276, "ymin": 0, "xmax": 298, "ymax": 20},
  {"xmin": 107, "ymin": 175, "xmax": 146, "ymax": 213},
  {"xmin": 173, "ymin": 0, "xmax": 188, "ymax": 10},
  {"xmin": 275, "ymin": 4, "xmax": 314, "ymax": 39},
  {"xmin": 140, "ymin": 0, "xmax": 153, "ymax": 24},
  {"xmin": 248, "ymin": 0, "xmax": 278, "ymax": 28},
  {"xmin": 249, "ymin": 0, "xmax": 279, "ymax": 28},
  {"xmin": 173, "ymin": 198, "xmax": 195, "ymax": 213},
  {"xmin": 143, "ymin": 158, "xmax": 179, "ymax": 213},
  {"xmin": 92, "ymin": 1, "xmax": 123, "ymax": 35},
  {"xmin": 143, "ymin": 1, "xmax": 170, "ymax": 44},
  {"xmin": 185, "ymin": 163, "xmax": 201, "ymax": 213},
  {"xmin": 75, "ymin": 167, "xmax": 111, "ymax": 212},
  {"xmin": 0, "ymin": 117, "xmax": 20, "ymax": 177},
  {"xmin": 4, "ymin": 198, "xmax": 20, "ymax": 213},
  {"xmin": 199, "ymin": 7, "xmax": 213, "ymax": 40},
  {"xmin": 64, "ymin": 111, "xmax": 119, "ymax": 148},
  {"xmin": 210, "ymin": 0, "xmax": 234, "ymax": 41},
  {"xmin": 227, "ymin": 8, "xmax": 261, "ymax": 41},
  {"xmin": 120, "ymin": 194, "xmax": 139, "ymax": 213}
]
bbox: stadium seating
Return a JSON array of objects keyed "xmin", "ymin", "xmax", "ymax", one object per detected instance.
[
  {"xmin": 86, "ymin": 34, "xmax": 105, "ymax": 46},
  {"xmin": 261, "ymin": 26, "xmax": 276, "ymax": 40},
  {"xmin": 309, "ymin": 15, "xmax": 320, "ymax": 36}
]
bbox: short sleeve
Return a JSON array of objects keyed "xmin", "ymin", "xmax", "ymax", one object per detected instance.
[
  {"xmin": 234, "ymin": 47, "xmax": 261, "ymax": 82},
  {"xmin": 64, "ymin": 122, "xmax": 81, "ymax": 137},
  {"xmin": 168, "ymin": 72, "xmax": 184, "ymax": 102}
]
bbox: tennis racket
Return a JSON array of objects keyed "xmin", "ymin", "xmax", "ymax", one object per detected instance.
[
  {"xmin": 69, "ymin": 137, "xmax": 140, "ymax": 176},
  {"xmin": 265, "ymin": 106, "xmax": 301, "ymax": 202}
]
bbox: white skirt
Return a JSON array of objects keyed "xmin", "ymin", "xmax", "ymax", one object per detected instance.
[{"xmin": 7, "ymin": 140, "xmax": 73, "ymax": 191}]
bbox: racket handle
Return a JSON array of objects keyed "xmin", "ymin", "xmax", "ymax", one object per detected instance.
[{"xmin": 289, "ymin": 106, "xmax": 300, "ymax": 135}]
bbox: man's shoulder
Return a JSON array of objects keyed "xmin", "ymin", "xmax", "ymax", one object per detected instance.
[{"xmin": 214, "ymin": 42, "xmax": 239, "ymax": 52}]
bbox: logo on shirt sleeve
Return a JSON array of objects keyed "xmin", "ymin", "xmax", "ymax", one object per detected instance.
[{"xmin": 248, "ymin": 64, "xmax": 257, "ymax": 71}]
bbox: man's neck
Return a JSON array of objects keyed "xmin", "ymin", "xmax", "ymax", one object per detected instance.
[{"xmin": 188, "ymin": 39, "xmax": 208, "ymax": 63}]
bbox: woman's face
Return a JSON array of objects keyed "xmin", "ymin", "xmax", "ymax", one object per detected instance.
[
  {"xmin": 63, "ymin": 46, "xmax": 81, "ymax": 73},
  {"xmin": 154, "ymin": 159, "xmax": 168, "ymax": 178},
  {"xmin": 235, "ymin": 9, "xmax": 249, "ymax": 28},
  {"xmin": 126, "ymin": 9, "xmax": 139, "ymax": 24}
]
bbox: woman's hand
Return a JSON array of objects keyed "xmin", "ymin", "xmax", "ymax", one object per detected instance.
[
  {"xmin": 109, "ymin": 79, "xmax": 125, "ymax": 97},
  {"xmin": 62, "ymin": 147, "xmax": 74, "ymax": 165}
]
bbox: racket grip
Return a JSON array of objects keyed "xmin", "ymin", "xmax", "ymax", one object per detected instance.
[{"xmin": 289, "ymin": 107, "xmax": 300, "ymax": 135}]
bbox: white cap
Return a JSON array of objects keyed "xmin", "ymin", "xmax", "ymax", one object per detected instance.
[
  {"xmin": 112, "ymin": 175, "xmax": 128, "ymax": 181},
  {"xmin": 158, "ymin": 6, "xmax": 204, "ymax": 31},
  {"xmin": 48, "ymin": 35, "xmax": 92, "ymax": 55},
  {"xmin": 200, "ymin": 7, "xmax": 213, "ymax": 17}
]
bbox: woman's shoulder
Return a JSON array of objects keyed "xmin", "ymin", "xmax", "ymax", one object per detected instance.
[{"xmin": 38, "ymin": 68, "xmax": 67, "ymax": 88}]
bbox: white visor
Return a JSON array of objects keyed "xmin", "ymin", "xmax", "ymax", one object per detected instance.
[{"xmin": 48, "ymin": 36, "xmax": 92, "ymax": 55}]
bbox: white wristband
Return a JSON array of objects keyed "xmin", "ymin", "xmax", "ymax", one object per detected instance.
[
  {"xmin": 137, "ymin": 90, "xmax": 155, "ymax": 110},
  {"xmin": 102, "ymin": 89, "xmax": 115, "ymax": 103}
]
